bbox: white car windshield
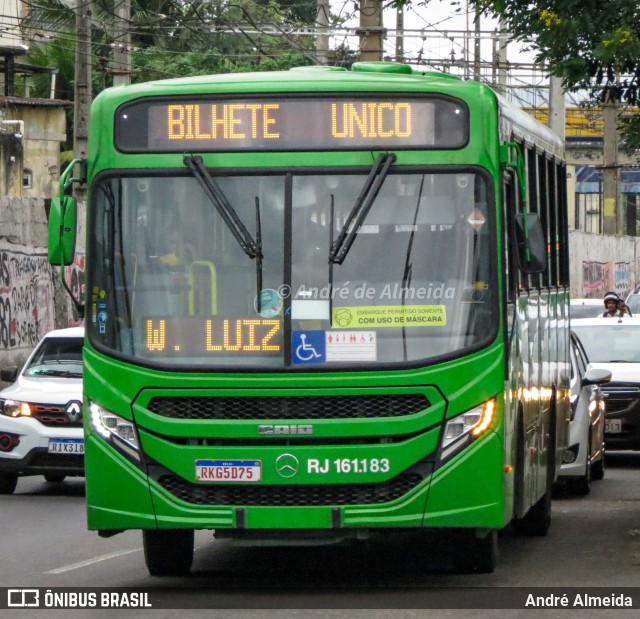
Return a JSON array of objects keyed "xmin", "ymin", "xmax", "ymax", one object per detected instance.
[
  {"xmin": 572, "ymin": 324, "xmax": 640, "ymax": 363},
  {"xmin": 25, "ymin": 337, "xmax": 83, "ymax": 378}
]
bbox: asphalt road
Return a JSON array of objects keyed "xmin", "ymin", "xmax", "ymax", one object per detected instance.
[{"xmin": 2, "ymin": 451, "xmax": 640, "ymax": 617}]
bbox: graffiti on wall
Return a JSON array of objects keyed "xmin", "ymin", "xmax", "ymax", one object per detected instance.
[
  {"xmin": 0, "ymin": 248, "xmax": 56, "ymax": 350},
  {"xmin": 582, "ymin": 260, "xmax": 635, "ymax": 299},
  {"xmin": 614, "ymin": 262, "xmax": 634, "ymax": 296},
  {"xmin": 65, "ymin": 254, "xmax": 86, "ymax": 327}
]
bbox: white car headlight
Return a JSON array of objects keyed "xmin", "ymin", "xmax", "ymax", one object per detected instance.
[
  {"xmin": 1, "ymin": 399, "xmax": 32, "ymax": 417},
  {"xmin": 440, "ymin": 399, "xmax": 496, "ymax": 462},
  {"xmin": 90, "ymin": 402, "xmax": 140, "ymax": 461}
]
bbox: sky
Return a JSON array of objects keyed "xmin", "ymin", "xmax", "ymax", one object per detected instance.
[{"xmin": 334, "ymin": 0, "xmax": 551, "ymax": 108}]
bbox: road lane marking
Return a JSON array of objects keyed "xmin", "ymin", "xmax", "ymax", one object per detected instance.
[
  {"xmin": 44, "ymin": 544, "xmax": 202, "ymax": 574},
  {"xmin": 44, "ymin": 548, "xmax": 141, "ymax": 574}
]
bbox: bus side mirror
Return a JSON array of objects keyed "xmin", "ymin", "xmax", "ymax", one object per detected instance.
[
  {"xmin": 48, "ymin": 195, "xmax": 77, "ymax": 266},
  {"xmin": 514, "ymin": 213, "xmax": 547, "ymax": 275}
]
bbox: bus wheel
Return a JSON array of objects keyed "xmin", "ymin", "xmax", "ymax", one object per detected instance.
[
  {"xmin": 143, "ymin": 529, "xmax": 194, "ymax": 576},
  {"xmin": 512, "ymin": 488, "xmax": 551, "ymax": 536},
  {"xmin": 453, "ymin": 529, "xmax": 497, "ymax": 574},
  {"xmin": 0, "ymin": 472, "xmax": 18, "ymax": 495}
]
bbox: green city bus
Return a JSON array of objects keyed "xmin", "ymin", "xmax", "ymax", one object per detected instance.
[{"xmin": 49, "ymin": 61, "xmax": 570, "ymax": 575}]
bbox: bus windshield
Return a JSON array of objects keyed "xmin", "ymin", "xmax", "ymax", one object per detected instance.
[{"xmin": 89, "ymin": 168, "xmax": 496, "ymax": 368}]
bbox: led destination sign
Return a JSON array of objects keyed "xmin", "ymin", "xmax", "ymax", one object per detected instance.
[
  {"xmin": 144, "ymin": 317, "xmax": 282, "ymax": 356},
  {"xmin": 115, "ymin": 96, "xmax": 468, "ymax": 152}
]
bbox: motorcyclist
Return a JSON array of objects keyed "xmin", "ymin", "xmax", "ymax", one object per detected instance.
[{"xmin": 600, "ymin": 292, "xmax": 626, "ymax": 317}]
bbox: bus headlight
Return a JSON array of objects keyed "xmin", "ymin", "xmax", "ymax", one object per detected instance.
[
  {"xmin": 90, "ymin": 402, "xmax": 141, "ymax": 461},
  {"xmin": 439, "ymin": 399, "xmax": 496, "ymax": 463}
]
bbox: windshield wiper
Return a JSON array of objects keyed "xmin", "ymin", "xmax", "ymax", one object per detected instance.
[
  {"xmin": 254, "ymin": 196, "xmax": 263, "ymax": 312},
  {"xmin": 31, "ymin": 369, "xmax": 82, "ymax": 377},
  {"xmin": 184, "ymin": 155, "xmax": 264, "ymax": 311},
  {"xmin": 36, "ymin": 359, "xmax": 82, "ymax": 365},
  {"xmin": 400, "ymin": 174, "xmax": 425, "ymax": 360},
  {"xmin": 184, "ymin": 155, "xmax": 261, "ymax": 259},
  {"xmin": 329, "ymin": 153, "xmax": 396, "ymax": 264}
]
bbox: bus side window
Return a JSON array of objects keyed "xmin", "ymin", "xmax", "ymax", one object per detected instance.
[{"xmin": 502, "ymin": 169, "xmax": 519, "ymax": 303}]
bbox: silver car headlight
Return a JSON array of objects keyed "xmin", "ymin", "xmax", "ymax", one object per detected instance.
[
  {"xmin": 90, "ymin": 402, "xmax": 141, "ymax": 461},
  {"xmin": 439, "ymin": 399, "xmax": 496, "ymax": 463}
]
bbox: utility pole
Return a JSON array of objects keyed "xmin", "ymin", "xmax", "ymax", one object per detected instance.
[
  {"xmin": 112, "ymin": 0, "xmax": 131, "ymax": 86},
  {"xmin": 548, "ymin": 76, "xmax": 565, "ymax": 140},
  {"xmin": 495, "ymin": 23, "xmax": 508, "ymax": 96},
  {"xmin": 473, "ymin": 9, "xmax": 481, "ymax": 80},
  {"xmin": 602, "ymin": 100, "xmax": 620, "ymax": 235},
  {"xmin": 62, "ymin": 0, "xmax": 91, "ymax": 203},
  {"xmin": 59, "ymin": 0, "xmax": 91, "ymax": 168},
  {"xmin": 316, "ymin": 0, "xmax": 330, "ymax": 65},
  {"xmin": 56, "ymin": 0, "xmax": 91, "ymax": 325},
  {"xmin": 395, "ymin": 6, "xmax": 404, "ymax": 63},
  {"xmin": 358, "ymin": 0, "xmax": 384, "ymax": 61}
]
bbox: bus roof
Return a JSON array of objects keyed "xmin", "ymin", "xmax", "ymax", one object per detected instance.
[{"xmin": 93, "ymin": 62, "xmax": 563, "ymax": 159}]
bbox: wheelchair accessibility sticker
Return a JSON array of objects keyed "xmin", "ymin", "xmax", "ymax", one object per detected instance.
[{"xmin": 292, "ymin": 331, "xmax": 326, "ymax": 364}]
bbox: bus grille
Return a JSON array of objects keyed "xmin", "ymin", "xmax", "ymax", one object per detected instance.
[
  {"xmin": 157, "ymin": 473, "xmax": 423, "ymax": 506},
  {"xmin": 146, "ymin": 394, "xmax": 430, "ymax": 421}
]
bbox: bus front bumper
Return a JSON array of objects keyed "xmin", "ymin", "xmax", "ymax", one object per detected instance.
[{"xmin": 85, "ymin": 431, "xmax": 505, "ymax": 533}]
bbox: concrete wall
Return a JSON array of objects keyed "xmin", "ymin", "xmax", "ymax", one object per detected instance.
[
  {"xmin": 569, "ymin": 229, "xmax": 639, "ymax": 299},
  {"xmin": 1, "ymin": 196, "xmax": 58, "ymax": 368},
  {"xmin": 0, "ymin": 98, "xmax": 78, "ymax": 383},
  {"xmin": 1, "ymin": 100, "xmax": 68, "ymax": 199},
  {"xmin": 19, "ymin": 106, "xmax": 67, "ymax": 199},
  {"xmin": 0, "ymin": 196, "xmax": 83, "ymax": 379}
]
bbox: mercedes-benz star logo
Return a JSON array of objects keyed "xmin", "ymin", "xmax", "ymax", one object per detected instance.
[
  {"xmin": 275, "ymin": 453, "xmax": 299, "ymax": 478},
  {"xmin": 65, "ymin": 401, "xmax": 83, "ymax": 423}
]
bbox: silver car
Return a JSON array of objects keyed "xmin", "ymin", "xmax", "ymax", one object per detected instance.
[{"xmin": 557, "ymin": 331, "xmax": 610, "ymax": 495}]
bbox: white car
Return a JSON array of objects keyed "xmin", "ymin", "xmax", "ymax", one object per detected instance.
[
  {"xmin": 625, "ymin": 287, "xmax": 640, "ymax": 315},
  {"xmin": 558, "ymin": 331, "xmax": 610, "ymax": 494},
  {"xmin": 570, "ymin": 317, "xmax": 640, "ymax": 453},
  {"xmin": 0, "ymin": 327, "xmax": 84, "ymax": 494}
]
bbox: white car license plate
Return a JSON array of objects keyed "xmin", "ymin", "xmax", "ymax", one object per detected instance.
[
  {"xmin": 605, "ymin": 419, "xmax": 622, "ymax": 433},
  {"xmin": 195, "ymin": 459, "xmax": 261, "ymax": 482},
  {"xmin": 48, "ymin": 438, "xmax": 84, "ymax": 454}
]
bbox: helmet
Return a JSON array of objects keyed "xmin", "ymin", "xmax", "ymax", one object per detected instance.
[{"xmin": 603, "ymin": 292, "xmax": 620, "ymax": 305}]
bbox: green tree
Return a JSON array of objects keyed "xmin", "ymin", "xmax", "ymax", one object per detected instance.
[
  {"xmin": 21, "ymin": 1, "xmax": 320, "ymax": 88},
  {"xmin": 466, "ymin": 0, "xmax": 640, "ymax": 149},
  {"xmin": 19, "ymin": 0, "xmax": 325, "ymax": 145}
]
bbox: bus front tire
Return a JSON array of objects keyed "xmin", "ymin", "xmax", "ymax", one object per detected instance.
[
  {"xmin": 143, "ymin": 529, "xmax": 194, "ymax": 576},
  {"xmin": 453, "ymin": 529, "xmax": 498, "ymax": 574}
]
